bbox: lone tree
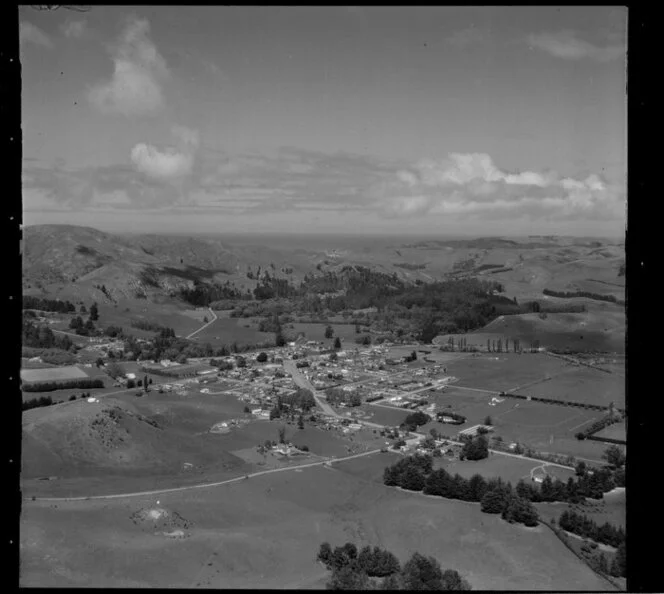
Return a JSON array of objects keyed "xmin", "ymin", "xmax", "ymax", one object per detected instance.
[
  {"xmin": 484, "ymin": 415, "xmax": 492, "ymax": 426},
  {"xmin": 334, "ymin": 337, "xmax": 342, "ymax": 350},
  {"xmin": 325, "ymin": 325, "xmax": 334, "ymax": 339},
  {"xmin": 278, "ymin": 426, "xmax": 286, "ymax": 444},
  {"xmin": 89, "ymin": 302, "xmax": 99, "ymax": 321}
]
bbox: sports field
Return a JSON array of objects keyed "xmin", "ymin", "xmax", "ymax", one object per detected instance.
[
  {"xmin": 20, "ymin": 464, "xmax": 615, "ymax": 590},
  {"xmin": 21, "ymin": 365, "xmax": 89, "ymax": 383},
  {"xmin": 444, "ymin": 353, "xmax": 574, "ymax": 392}
]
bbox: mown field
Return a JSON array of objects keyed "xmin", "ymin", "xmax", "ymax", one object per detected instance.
[
  {"xmin": 526, "ymin": 367, "xmax": 625, "ymax": 407},
  {"xmin": 444, "ymin": 353, "xmax": 574, "ymax": 392},
  {"xmin": 21, "ymin": 464, "xmax": 615, "ymax": 590}
]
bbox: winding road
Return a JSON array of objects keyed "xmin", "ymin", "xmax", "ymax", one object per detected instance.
[{"xmin": 28, "ymin": 447, "xmax": 383, "ymax": 502}]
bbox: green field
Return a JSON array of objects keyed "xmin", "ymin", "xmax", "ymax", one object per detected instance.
[
  {"xmin": 188, "ymin": 317, "xmax": 274, "ymax": 347},
  {"xmin": 593, "ymin": 422, "xmax": 626, "ymax": 442},
  {"xmin": 527, "ymin": 367, "xmax": 625, "ymax": 407},
  {"xmin": 21, "ymin": 465, "xmax": 615, "ymax": 590},
  {"xmin": 291, "ymin": 323, "xmax": 360, "ymax": 345},
  {"xmin": 434, "ymin": 454, "xmax": 574, "ymax": 484},
  {"xmin": 444, "ymin": 353, "xmax": 574, "ymax": 392}
]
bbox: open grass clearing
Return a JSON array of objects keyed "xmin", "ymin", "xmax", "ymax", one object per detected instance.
[
  {"xmin": 592, "ymin": 422, "xmax": 626, "ymax": 442},
  {"xmin": 444, "ymin": 353, "xmax": 574, "ymax": 392},
  {"xmin": 434, "ymin": 453, "xmax": 574, "ymax": 485},
  {"xmin": 527, "ymin": 367, "xmax": 625, "ymax": 408},
  {"xmin": 21, "ymin": 464, "xmax": 615, "ymax": 590},
  {"xmin": 187, "ymin": 317, "xmax": 274, "ymax": 347}
]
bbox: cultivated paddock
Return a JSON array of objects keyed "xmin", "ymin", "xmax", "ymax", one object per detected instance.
[{"xmin": 21, "ymin": 365, "xmax": 89, "ymax": 383}]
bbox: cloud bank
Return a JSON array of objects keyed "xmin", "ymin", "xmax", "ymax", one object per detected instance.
[
  {"xmin": 378, "ymin": 153, "xmax": 623, "ymax": 221},
  {"xmin": 20, "ymin": 21, "xmax": 54, "ymax": 49},
  {"xmin": 88, "ymin": 17, "xmax": 169, "ymax": 116},
  {"xmin": 23, "ymin": 148, "xmax": 624, "ymax": 230},
  {"xmin": 528, "ymin": 30, "xmax": 625, "ymax": 62}
]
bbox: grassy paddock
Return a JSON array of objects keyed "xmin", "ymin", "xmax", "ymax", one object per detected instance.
[{"xmin": 21, "ymin": 466, "xmax": 614, "ymax": 590}]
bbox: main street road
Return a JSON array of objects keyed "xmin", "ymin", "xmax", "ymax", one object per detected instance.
[{"xmin": 282, "ymin": 360, "xmax": 338, "ymax": 417}]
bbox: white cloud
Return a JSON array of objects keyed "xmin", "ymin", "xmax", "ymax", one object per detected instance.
[
  {"xmin": 20, "ymin": 21, "xmax": 54, "ymax": 49},
  {"xmin": 88, "ymin": 17, "xmax": 169, "ymax": 116},
  {"xmin": 378, "ymin": 152, "xmax": 624, "ymax": 221},
  {"xmin": 61, "ymin": 19, "xmax": 87, "ymax": 39},
  {"xmin": 130, "ymin": 126, "xmax": 199, "ymax": 180},
  {"xmin": 528, "ymin": 30, "xmax": 625, "ymax": 62}
]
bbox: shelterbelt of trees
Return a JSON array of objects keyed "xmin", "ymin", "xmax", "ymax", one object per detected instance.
[{"xmin": 382, "ymin": 451, "xmax": 626, "ymax": 528}]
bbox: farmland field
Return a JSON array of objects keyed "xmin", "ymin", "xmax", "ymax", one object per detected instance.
[
  {"xmin": 187, "ymin": 317, "xmax": 274, "ymax": 347},
  {"xmin": 593, "ymin": 422, "xmax": 626, "ymax": 442},
  {"xmin": 21, "ymin": 365, "xmax": 89, "ymax": 383},
  {"xmin": 291, "ymin": 322, "xmax": 360, "ymax": 345},
  {"xmin": 526, "ymin": 367, "xmax": 625, "ymax": 407},
  {"xmin": 20, "ymin": 465, "xmax": 616, "ymax": 590},
  {"xmin": 418, "ymin": 387, "xmax": 610, "ymax": 460}
]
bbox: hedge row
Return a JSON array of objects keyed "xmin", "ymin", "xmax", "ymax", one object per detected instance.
[{"xmin": 22, "ymin": 378, "xmax": 104, "ymax": 392}]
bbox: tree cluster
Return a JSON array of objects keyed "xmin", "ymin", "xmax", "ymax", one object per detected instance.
[
  {"xmin": 558, "ymin": 510, "xmax": 625, "ymax": 548},
  {"xmin": 400, "ymin": 411, "xmax": 431, "ymax": 432},
  {"xmin": 459, "ymin": 435, "xmax": 489, "ymax": 461},
  {"xmin": 317, "ymin": 541, "xmax": 471, "ymax": 591},
  {"xmin": 22, "ymin": 319, "xmax": 73, "ymax": 351}
]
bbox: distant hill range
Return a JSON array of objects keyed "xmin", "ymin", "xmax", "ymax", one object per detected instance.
[{"xmin": 22, "ymin": 224, "xmax": 625, "ymax": 306}]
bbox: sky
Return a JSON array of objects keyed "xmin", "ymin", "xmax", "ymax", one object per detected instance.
[{"xmin": 20, "ymin": 6, "xmax": 627, "ymax": 237}]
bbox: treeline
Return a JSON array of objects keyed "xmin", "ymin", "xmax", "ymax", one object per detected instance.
[
  {"xmin": 22, "ymin": 395, "xmax": 55, "ymax": 410},
  {"xmin": 179, "ymin": 280, "xmax": 246, "ymax": 307},
  {"xmin": 382, "ymin": 454, "xmax": 623, "ymax": 515},
  {"xmin": 558, "ymin": 510, "xmax": 625, "ymax": 549},
  {"xmin": 503, "ymin": 392, "xmax": 625, "ymax": 415},
  {"xmin": 542, "ymin": 289, "xmax": 624, "ymax": 305},
  {"xmin": 22, "ymin": 296, "xmax": 76, "ymax": 313},
  {"xmin": 576, "ymin": 415, "xmax": 622, "ymax": 440},
  {"xmin": 382, "ymin": 454, "xmax": 538, "ymax": 527},
  {"xmin": 316, "ymin": 541, "xmax": 471, "ymax": 590},
  {"xmin": 22, "ymin": 378, "xmax": 104, "ymax": 392}
]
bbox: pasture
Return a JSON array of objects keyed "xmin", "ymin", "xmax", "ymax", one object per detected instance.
[
  {"xmin": 419, "ymin": 387, "xmax": 609, "ymax": 460},
  {"xmin": 593, "ymin": 422, "xmax": 626, "ymax": 442},
  {"xmin": 527, "ymin": 367, "xmax": 625, "ymax": 407},
  {"xmin": 20, "ymin": 465, "xmax": 615, "ymax": 590},
  {"xmin": 187, "ymin": 317, "xmax": 274, "ymax": 347},
  {"xmin": 434, "ymin": 453, "xmax": 575, "ymax": 485},
  {"xmin": 291, "ymin": 322, "xmax": 360, "ymax": 345},
  {"xmin": 444, "ymin": 353, "xmax": 573, "ymax": 392}
]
